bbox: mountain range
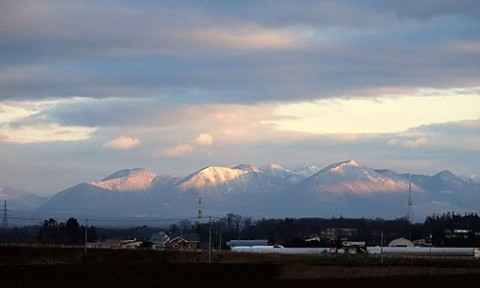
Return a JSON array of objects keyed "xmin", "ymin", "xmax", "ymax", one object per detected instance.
[{"xmin": 2, "ymin": 160, "xmax": 480, "ymax": 222}]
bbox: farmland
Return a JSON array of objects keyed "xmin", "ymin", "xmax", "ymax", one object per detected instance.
[{"xmin": 1, "ymin": 246, "xmax": 480, "ymax": 288}]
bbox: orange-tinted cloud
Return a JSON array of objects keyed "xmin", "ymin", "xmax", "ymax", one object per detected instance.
[{"xmin": 103, "ymin": 136, "xmax": 140, "ymax": 150}]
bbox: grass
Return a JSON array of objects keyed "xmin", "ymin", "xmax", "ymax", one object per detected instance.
[
  {"xmin": 1, "ymin": 246, "xmax": 480, "ymax": 288},
  {"xmin": 304, "ymin": 253, "xmax": 480, "ymax": 268}
]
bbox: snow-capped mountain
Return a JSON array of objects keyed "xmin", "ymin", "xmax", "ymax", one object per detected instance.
[
  {"xmin": 304, "ymin": 160, "xmax": 417, "ymax": 194},
  {"xmin": 260, "ymin": 163, "xmax": 318, "ymax": 184},
  {"xmin": 291, "ymin": 165, "xmax": 322, "ymax": 179},
  {"xmin": 38, "ymin": 169, "xmax": 180, "ymax": 217},
  {"xmin": 260, "ymin": 163, "xmax": 289, "ymax": 179},
  {"xmin": 26, "ymin": 160, "xmax": 480, "ymax": 221},
  {"xmin": 174, "ymin": 165, "xmax": 283, "ymax": 205},
  {"xmin": 91, "ymin": 168, "xmax": 157, "ymax": 192},
  {"xmin": 177, "ymin": 166, "xmax": 251, "ymax": 192}
]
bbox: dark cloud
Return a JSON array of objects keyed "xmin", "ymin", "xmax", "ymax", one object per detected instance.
[
  {"xmin": 414, "ymin": 118, "xmax": 480, "ymax": 138},
  {"xmin": 365, "ymin": 0, "xmax": 480, "ymax": 20},
  {"xmin": 32, "ymin": 98, "xmax": 168, "ymax": 127},
  {"xmin": 1, "ymin": 0, "xmax": 479, "ymax": 103}
]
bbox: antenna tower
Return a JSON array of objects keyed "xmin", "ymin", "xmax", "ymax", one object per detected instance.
[
  {"xmin": 2, "ymin": 200, "xmax": 8, "ymax": 229},
  {"xmin": 407, "ymin": 181, "xmax": 413, "ymax": 223},
  {"xmin": 197, "ymin": 196, "xmax": 203, "ymax": 220}
]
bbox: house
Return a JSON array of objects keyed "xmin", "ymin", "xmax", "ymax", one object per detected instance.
[
  {"xmin": 168, "ymin": 233, "xmax": 200, "ymax": 251},
  {"xmin": 150, "ymin": 231, "xmax": 170, "ymax": 249}
]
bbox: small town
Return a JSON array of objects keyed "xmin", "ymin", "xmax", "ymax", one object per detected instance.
[{"xmin": 2, "ymin": 212, "xmax": 480, "ymax": 258}]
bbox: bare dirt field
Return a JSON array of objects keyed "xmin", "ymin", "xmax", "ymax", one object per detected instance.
[{"xmin": 1, "ymin": 246, "xmax": 479, "ymax": 288}]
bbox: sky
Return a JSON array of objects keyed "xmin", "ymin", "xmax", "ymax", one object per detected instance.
[{"xmin": 1, "ymin": 0, "xmax": 480, "ymax": 196}]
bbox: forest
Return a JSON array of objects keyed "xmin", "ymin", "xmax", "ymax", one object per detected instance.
[{"xmin": 1, "ymin": 212, "xmax": 480, "ymax": 248}]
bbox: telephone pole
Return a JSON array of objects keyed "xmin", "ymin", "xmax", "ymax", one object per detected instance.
[
  {"xmin": 380, "ymin": 230, "xmax": 384, "ymax": 264},
  {"xmin": 84, "ymin": 219, "xmax": 88, "ymax": 254},
  {"xmin": 2, "ymin": 200, "xmax": 7, "ymax": 229},
  {"xmin": 197, "ymin": 196, "xmax": 203, "ymax": 220},
  {"xmin": 407, "ymin": 181, "xmax": 413, "ymax": 223},
  {"xmin": 208, "ymin": 217, "xmax": 212, "ymax": 263}
]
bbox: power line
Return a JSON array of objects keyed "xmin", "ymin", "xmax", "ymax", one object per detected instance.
[{"xmin": 5, "ymin": 212, "xmax": 220, "ymax": 226}]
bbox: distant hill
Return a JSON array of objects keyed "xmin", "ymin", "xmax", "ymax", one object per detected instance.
[{"xmin": 0, "ymin": 186, "xmax": 48, "ymax": 210}]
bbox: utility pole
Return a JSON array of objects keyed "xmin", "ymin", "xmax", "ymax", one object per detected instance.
[
  {"xmin": 380, "ymin": 230, "xmax": 384, "ymax": 264},
  {"xmin": 2, "ymin": 200, "xmax": 7, "ymax": 229},
  {"xmin": 407, "ymin": 181, "xmax": 414, "ymax": 224},
  {"xmin": 208, "ymin": 217, "xmax": 212, "ymax": 263},
  {"xmin": 84, "ymin": 219, "xmax": 88, "ymax": 254},
  {"xmin": 198, "ymin": 196, "xmax": 202, "ymax": 220},
  {"xmin": 219, "ymin": 230, "xmax": 222, "ymax": 251}
]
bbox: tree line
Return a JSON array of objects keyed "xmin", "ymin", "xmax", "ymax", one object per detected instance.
[
  {"xmin": 0, "ymin": 217, "xmax": 97, "ymax": 245},
  {"xmin": 1, "ymin": 212, "xmax": 480, "ymax": 247}
]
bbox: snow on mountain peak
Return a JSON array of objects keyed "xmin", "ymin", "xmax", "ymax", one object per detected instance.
[
  {"xmin": 309, "ymin": 160, "xmax": 411, "ymax": 194},
  {"xmin": 260, "ymin": 163, "xmax": 292, "ymax": 181},
  {"xmin": 291, "ymin": 165, "xmax": 321, "ymax": 178},
  {"xmin": 234, "ymin": 164, "xmax": 261, "ymax": 173},
  {"xmin": 323, "ymin": 160, "xmax": 372, "ymax": 179},
  {"xmin": 91, "ymin": 168, "xmax": 157, "ymax": 192},
  {"xmin": 329, "ymin": 160, "xmax": 361, "ymax": 171},
  {"xmin": 262, "ymin": 163, "xmax": 285, "ymax": 171},
  {"xmin": 177, "ymin": 166, "xmax": 249, "ymax": 191}
]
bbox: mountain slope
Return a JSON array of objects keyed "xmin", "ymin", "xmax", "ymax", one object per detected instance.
[
  {"xmin": 177, "ymin": 166, "xmax": 250, "ymax": 191},
  {"xmin": 175, "ymin": 165, "xmax": 281, "ymax": 203},
  {"xmin": 0, "ymin": 186, "xmax": 48, "ymax": 210},
  {"xmin": 38, "ymin": 169, "xmax": 181, "ymax": 216},
  {"xmin": 91, "ymin": 168, "xmax": 157, "ymax": 192},
  {"xmin": 304, "ymin": 160, "xmax": 413, "ymax": 194}
]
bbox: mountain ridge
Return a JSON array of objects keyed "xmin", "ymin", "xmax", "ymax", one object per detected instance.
[{"xmin": 2, "ymin": 160, "xmax": 479, "ymax": 221}]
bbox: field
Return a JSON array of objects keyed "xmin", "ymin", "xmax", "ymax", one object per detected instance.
[{"xmin": 1, "ymin": 246, "xmax": 480, "ymax": 288}]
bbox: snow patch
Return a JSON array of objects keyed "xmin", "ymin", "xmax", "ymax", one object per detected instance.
[
  {"xmin": 234, "ymin": 164, "xmax": 261, "ymax": 173},
  {"xmin": 177, "ymin": 166, "xmax": 249, "ymax": 190},
  {"xmin": 91, "ymin": 168, "xmax": 157, "ymax": 192}
]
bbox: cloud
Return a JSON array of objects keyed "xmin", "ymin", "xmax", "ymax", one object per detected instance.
[
  {"xmin": 370, "ymin": 0, "xmax": 480, "ymax": 20},
  {"xmin": 0, "ymin": 123, "xmax": 94, "ymax": 144},
  {"xmin": 193, "ymin": 133, "xmax": 214, "ymax": 146},
  {"xmin": 443, "ymin": 41, "xmax": 480, "ymax": 54},
  {"xmin": 386, "ymin": 119, "xmax": 480, "ymax": 152},
  {"xmin": 157, "ymin": 144, "xmax": 193, "ymax": 157},
  {"xmin": 1, "ymin": 0, "xmax": 478, "ymax": 103},
  {"xmin": 153, "ymin": 133, "xmax": 213, "ymax": 158},
  {"xmin": 387, "ymin": 135, "xmax": 430, "ymax": 148},
  {"xmin": 103, "ymin": 136, "xmax": 140, "ymax": 150},
  {"xmin": 0, "ymin": 99, "xmax": 96, "ymax": 143},
  {"xmin": 193, "ymin": 26, "xmax": 298, "ymax": 51}
]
